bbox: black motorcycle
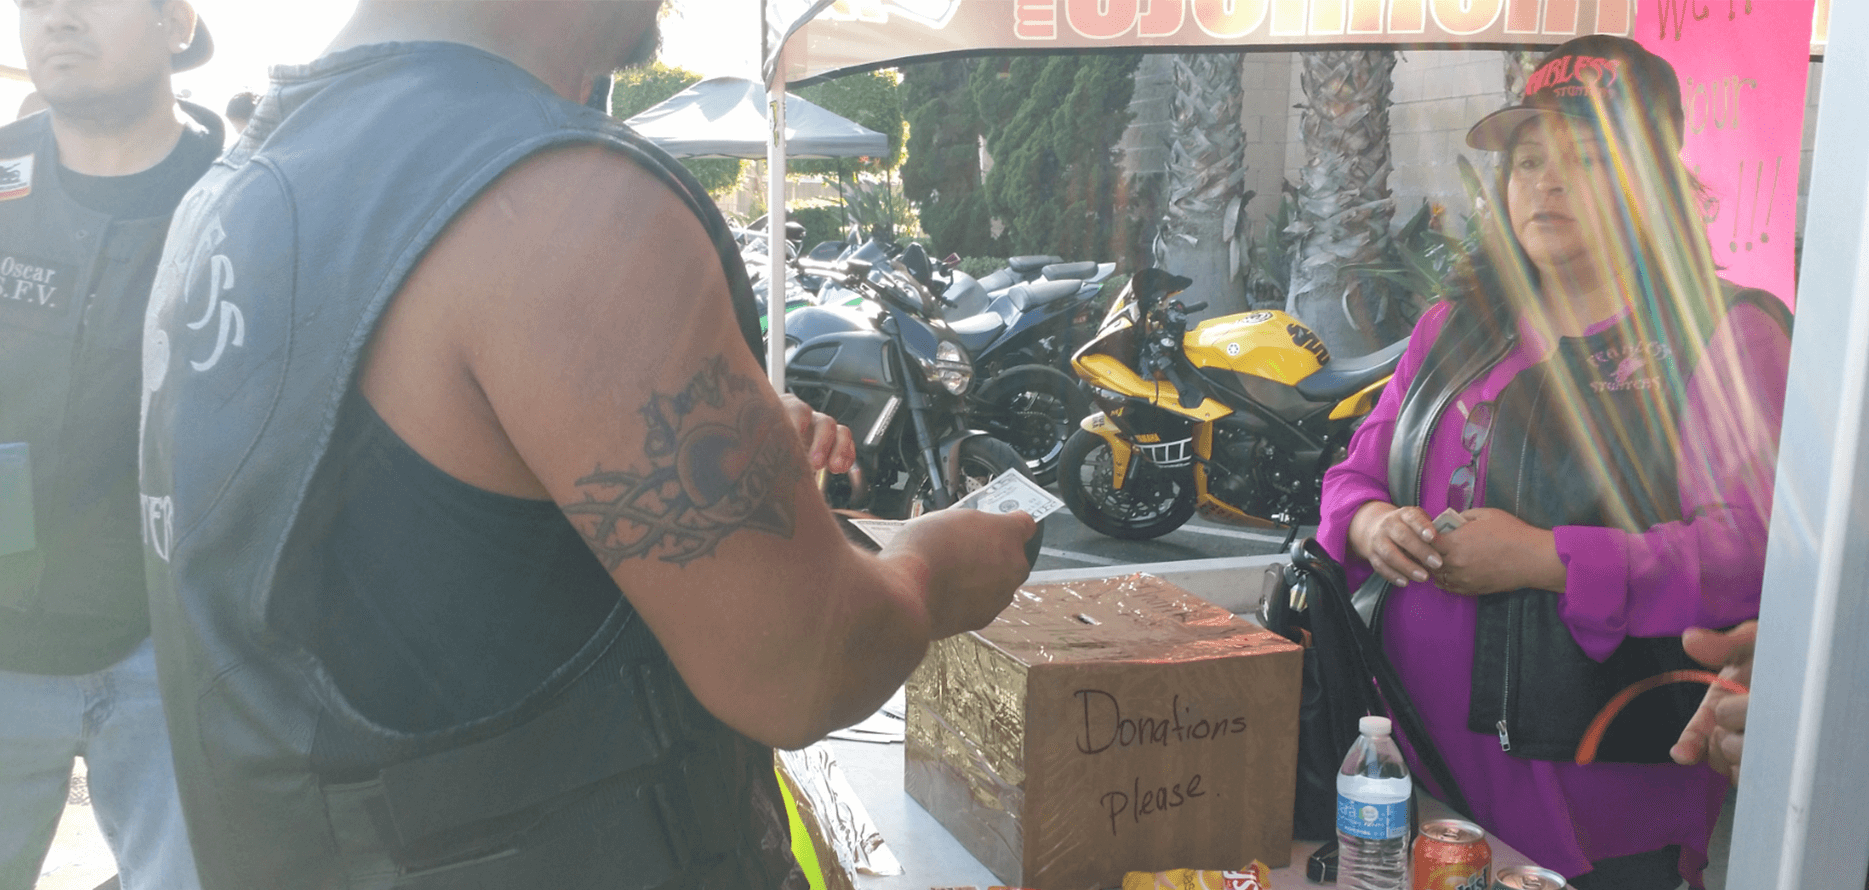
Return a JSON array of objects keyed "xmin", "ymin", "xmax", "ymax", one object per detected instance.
[
  {"xmin": 786, "ymin": 255, "xmax": 1040, "ymax": 531},
  {"xmin": 937, "ymin": 259, "xmax": 1109, "ymax": 484},
  {"xmin": 783, "ymin": 241, "xmax": 1100, "ymax": 485}
]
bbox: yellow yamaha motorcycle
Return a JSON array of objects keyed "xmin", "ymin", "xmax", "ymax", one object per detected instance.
[{"xmin": 1059, "ymin": 268, "xmax": 1405, "ymax": 540}]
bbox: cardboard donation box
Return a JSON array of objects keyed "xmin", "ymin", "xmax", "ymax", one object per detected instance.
[{"xmin": 906, "ymin": 575, "xmax": 1302, "ymax": 890}]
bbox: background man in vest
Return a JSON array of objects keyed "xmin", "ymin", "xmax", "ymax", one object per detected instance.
[
  {"xmin": 136, "ymin": 2, "xmax": 1035, "ymax": 886},
  {"xmin": 0, "ymin": 1, "xmax": 216, "ymax": 888}
]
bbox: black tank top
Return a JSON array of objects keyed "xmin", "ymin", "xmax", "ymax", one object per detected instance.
[{"xmin": 274, "ymin": 391, "xmax": 616, "ymax": 734}]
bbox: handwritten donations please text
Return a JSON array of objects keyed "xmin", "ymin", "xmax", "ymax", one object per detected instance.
[{"xmin": 1074, "ymin": 690, "xmax": 1251, "ymax": 836}]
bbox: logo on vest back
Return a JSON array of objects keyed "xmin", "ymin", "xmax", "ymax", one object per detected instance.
[{"xmin": 0, "ymin": 155, "xmax": 33, "ymax": 201}]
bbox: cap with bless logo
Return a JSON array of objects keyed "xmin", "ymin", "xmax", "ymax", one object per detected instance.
[{"xmin": 1466, "ymin": 33, "xmax": 1684, "ymax": 152}]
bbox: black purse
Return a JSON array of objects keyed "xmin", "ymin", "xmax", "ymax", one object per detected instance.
[{"xmin": 1259, "ymin": 539, "xmax": 1471, "ymax": 843}]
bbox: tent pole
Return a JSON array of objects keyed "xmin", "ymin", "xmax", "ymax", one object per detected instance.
[{"xmin": 766, "ymin": 71, "xmax": 789, "ymax": 393}]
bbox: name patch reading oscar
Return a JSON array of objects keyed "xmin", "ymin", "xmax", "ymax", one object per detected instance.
[{"xmin": 1075, "ymin": 690, "xmax": 1250, "ymax": 836}]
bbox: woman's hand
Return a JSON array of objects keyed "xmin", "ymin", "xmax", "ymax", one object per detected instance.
[
  {"xmin": 1430, "ymin": 508, "xmax": 1565, "ymax": 596},
  {"xmin": 1348, "ymin": 501, "xmax": 1443, "ymax": 587}
]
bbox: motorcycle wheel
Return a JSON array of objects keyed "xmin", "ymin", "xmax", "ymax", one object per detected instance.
[
  {"xmin": 1058, "ymin": 428, "xmax": 1196, "ymax": 540},
  {"xmin": 973, "ymin": 365, "xmax": 1090, "ymax": 487},
  {"xmin": 909, "ymin": 436, "xmax": 1046, "ymax": 563},
  {"xmin": 911, "ymin": 436, "xmax": 1030, "ymax": 514}
]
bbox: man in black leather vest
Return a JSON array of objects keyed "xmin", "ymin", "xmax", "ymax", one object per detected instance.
[
  {"xmin": 137, "ymin": 3, "xmax": 1036, "ymax": 887},
  {"xmin": 0, "ymin": 1, "xmax": 215, "ymax": 888}
]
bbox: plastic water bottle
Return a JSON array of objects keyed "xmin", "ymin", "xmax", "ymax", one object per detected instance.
[{"xmin": 1336, "ymin": 715, "xmax": 1413, "ymax": 890}]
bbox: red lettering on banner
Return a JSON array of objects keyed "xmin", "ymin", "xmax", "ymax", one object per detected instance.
[
  {"xmin": 1007, "ymin": 0, "xmax": 1643, "ymax": 42},
  {"xmin": 1543, "ymin": 0, "xmax": 1581, "ymax": 34},
  {"xmin": 1504, "ymin": 0, "xmax": 1539, "ymax": 33},
  {"xmin": 1595, "ymin": 0, "xmax": 1634, "ymax": 34},
  {"xmin": 1139, "ymin": 0, "xmax": 1185, "ymax": 36},
  {"xmin": 1270, "ymin": 0, "xmax": 1306, "ymax": 36},
  {"xmin": 1310, "ymin": 0, "xmax": 1346, "ymax": 34},
  {"xmin": 1431, "ymin": 0, "xmax": 1504, "ymax": 35},
  {"xmin": 1014, "ymin": 0, "xmax": 1059, "ymax": 38},
  {"xmin": 1067, "ymin": 0, "xmax": 1140, "ymax": 39},
  {"xmin": 1347, "ymin": 0, "xmax": 1384, "ymax": 33},
  {"xmin": 1389, "ymin": 0, "xmax": 1427, "ymax": 33},
  {"xmin": 1191, "ymin": 0, "xmax": 1270, "ymax": 38}
]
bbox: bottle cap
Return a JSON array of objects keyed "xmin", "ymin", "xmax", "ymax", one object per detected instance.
[{"xmin": 1359, "ymin": 715, "xmax": 1392, "ymax": 736}]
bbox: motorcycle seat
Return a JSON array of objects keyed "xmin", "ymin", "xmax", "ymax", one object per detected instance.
[
  {"xmin": 1039, "ymin": 261, "xmax": 1099, "ymax": 281},
  {"xmin": 1008, "ymin": 279, "xmax": 1084, "ymax": 311},
  {"xmin": 1008, "ymin": 254, "xmax": 1065, "ymax": 274},
  {"xmin": 1295, "ymin": 338, "xmax": 1408, "ymax": 402},
  {"xmin": 950, "ymin": 312, "xmax": 1007, "ymax": 353},
  {"xmin": 974, "ymin": 268, "xmax": 1018, "ymax": 293}
]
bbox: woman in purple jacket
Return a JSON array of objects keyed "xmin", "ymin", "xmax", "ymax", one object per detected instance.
[{"xmin": 1318, "ymin": 35, "xmax": 1790, "ymax": 889}]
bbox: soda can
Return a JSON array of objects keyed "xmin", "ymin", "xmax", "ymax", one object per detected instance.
[
  {"xmin": 1490, "ymin": 865, "xmax": 1568, "ymax": 890},
  {"xmin": 1412, "ymin": 819, "xmax": 1492, "ymax": 890}
]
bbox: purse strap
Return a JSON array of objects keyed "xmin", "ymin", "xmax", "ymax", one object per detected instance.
[{"xmin": 1293, "ymin": 539, "xmax": 1473, "ymax": 820}]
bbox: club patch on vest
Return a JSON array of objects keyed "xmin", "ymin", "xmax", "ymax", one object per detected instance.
[
  {"xmin": 0, "ymin": 254, "xmax": 64, "ymax": 310},
  {"xmin": 0, "ymin": 155, "xmax": 33, "ymax": 201}
]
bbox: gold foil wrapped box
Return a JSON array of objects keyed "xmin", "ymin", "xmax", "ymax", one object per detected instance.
[{"xmin": 905, "ymin": 575, "xmax": 1303, "ymax": 890}]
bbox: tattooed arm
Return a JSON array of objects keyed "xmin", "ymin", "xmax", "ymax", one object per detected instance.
[{"xmin": 358, "ymin": 144, "xmax": 1034, "ymax": 749}]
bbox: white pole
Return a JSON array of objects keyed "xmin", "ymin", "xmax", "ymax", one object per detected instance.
[
  {"xmin": 1726, "ymin": 1, "xmax": 1869, "ymax": 885},
  {"xmin": 766, "ymin": 72, "xmax": 789, "ymax": 393}
]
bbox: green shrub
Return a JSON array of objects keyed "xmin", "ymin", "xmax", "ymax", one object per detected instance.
[
  {"xmin": 957, "ymin": 256, "xmax": 1008, "ymax": 279},
  {"xmin": 787, "ymin": 204, "xmax": 849, "ymax": 250}
]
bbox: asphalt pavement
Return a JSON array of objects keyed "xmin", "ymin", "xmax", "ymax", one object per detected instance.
[{"xmin": 1034, "ymin": 508, "xmax": 1307, "ymax": 573}]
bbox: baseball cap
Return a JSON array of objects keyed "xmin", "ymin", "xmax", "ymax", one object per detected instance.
[
  {"xmin": 1466, "ymin": 34, "xmax": 1683, "ymax": 152},
  {"xmin": 172, "ymin": 14, "xmax": 212, "ymax": 71}
]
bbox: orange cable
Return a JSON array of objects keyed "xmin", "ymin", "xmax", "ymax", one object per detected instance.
[{"xmin": 1574, "ymin": 669, "xmax": 1749, "ymax": 766}]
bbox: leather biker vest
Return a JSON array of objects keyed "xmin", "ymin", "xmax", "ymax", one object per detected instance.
[
  {"xmin": 0, "ymin": 104, "xmax": 221, "ymax": 674},
  {"xmin": 1383, "ymin": 284, "xmax": 1788, "ymax": 763},
  {"xmin": 138, "ymin": 43, "xmax": 791, "ymax": 889}
]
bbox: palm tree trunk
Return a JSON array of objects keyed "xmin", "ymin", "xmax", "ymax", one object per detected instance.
[
  {"xmin": 1288, "ymin": 50, "xmax": 1399, "ymax": 356},
  {"xmin": 1505, "ymin": 49, "xmax": 1542, "ymax": 102},
  {"xmin": 1158, "ymin": 52, "xmax": 1250, "ymax": 315}
]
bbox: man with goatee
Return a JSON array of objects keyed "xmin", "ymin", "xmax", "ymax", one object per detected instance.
[{"xmin": 136, "ymin": 3, "xmax": 1036, "ymax": 887}]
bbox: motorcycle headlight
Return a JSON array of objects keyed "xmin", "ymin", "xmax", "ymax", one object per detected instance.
[{"xmin": 918, "ymin": 340, "xmax": 973, "ymax": 395}]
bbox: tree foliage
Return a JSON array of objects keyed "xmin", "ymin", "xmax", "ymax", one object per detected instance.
[
  {"xmin": 899, "ymin": 59, "xmax": 995, "ymax": 257},
  {"xmin": 609, "ymin": 62, "xmax": 745, "ymax": 197},
  {"xmin": 794, "ymin": 70, "xmax": 907, "ymax": 182},
  {"xmin": 901, "ymin": 54, "xmax": 1141, "ymax": 263}
]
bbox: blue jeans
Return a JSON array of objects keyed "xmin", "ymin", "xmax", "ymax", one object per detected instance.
[{"xmin": 0, "ymin": 638, "xmax": 200, "ymax": 890}]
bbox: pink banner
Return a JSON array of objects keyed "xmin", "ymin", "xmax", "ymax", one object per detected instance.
[{"xmin": 1635, "ymin": 0, "xmax": 1815, "ymax": 306}]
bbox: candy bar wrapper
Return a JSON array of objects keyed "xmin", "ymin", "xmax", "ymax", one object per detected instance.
[{"xmin": 1122, "ymin": 861, "xmax": 1271, "ymax": 890}]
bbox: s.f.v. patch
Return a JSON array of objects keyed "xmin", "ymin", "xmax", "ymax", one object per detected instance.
[{"xmin": 0, "ymin": 155, "xmax": 33, "ymax": 201}]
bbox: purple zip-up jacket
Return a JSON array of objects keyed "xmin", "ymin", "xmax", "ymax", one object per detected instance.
[{"xmin": 1317, "ymin": 295, "xmax": 1790, "ymax": 884}]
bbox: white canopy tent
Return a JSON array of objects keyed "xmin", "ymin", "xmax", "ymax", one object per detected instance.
[
  {"xmin": 624, "ymin": 75, "xmax": 887, "ymax": 159},
  {"xmin": 754, "ymin": 2, "xmax": 1868, "ymax": 887}
]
